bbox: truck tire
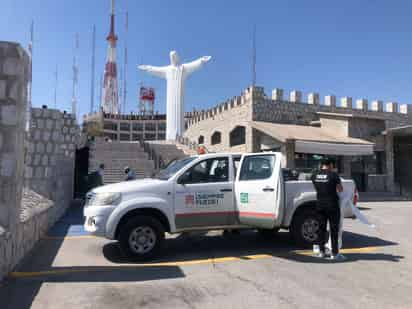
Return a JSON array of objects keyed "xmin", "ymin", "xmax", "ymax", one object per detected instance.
[
  {"xmin": 257, "ymin": 228, "xmax": 280, "ymax": 238},
  {"xmin": 119, "ymin": 216, "xmax": 165, "ymax": 261},
  {"xmin": 290, "ymin": 209, "xmax": 323, "ymax": 248}
]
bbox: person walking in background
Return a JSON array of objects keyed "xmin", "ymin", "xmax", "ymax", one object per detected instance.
[
  {"xmin": 97, "ymin": 163, "xmax": 105, "ymax": 186},
  {"xmin": 311, "ymin": 159, "xmax": 345, "ymax": 261},
  {"xmin": 124, "ymin": 166, "xmax": 136, "ymax": 181}
]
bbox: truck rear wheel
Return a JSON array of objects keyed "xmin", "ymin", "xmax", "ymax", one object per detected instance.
[
  {"xmin": 291, "ymin": 209, "xmax": 323, "ymax": 248},
  {"xmin": 119, "ymin": 216, "xmax": 165, "ymax": 261}
]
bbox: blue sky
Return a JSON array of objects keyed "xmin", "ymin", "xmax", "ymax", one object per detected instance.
[{"xmin": 1, "ymin": 0, "xmax": 412, "ymax": 119}]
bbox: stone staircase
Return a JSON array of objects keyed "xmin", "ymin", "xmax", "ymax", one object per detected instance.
[
  {"xmin": 143, "ymin": 140, "xmax": 196, "ymax": 171},
  {"xmin": 89, "ymin": 140, "xmax": 155, "ymax": 184}
]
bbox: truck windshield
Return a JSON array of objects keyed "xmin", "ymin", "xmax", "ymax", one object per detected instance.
[{"xmin": 156, "ymin": 157, "xmax": 197, "ymax": 180}]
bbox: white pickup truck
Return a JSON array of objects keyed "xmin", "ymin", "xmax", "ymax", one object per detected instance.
[{"xmin": 84, "ymin": 152, "xmax": 357, "ymax": 260}]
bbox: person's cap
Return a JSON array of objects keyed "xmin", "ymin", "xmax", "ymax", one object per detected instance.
[{"xmin": 124, "ymin": 166, "xmax": 130, "ymax": 173}]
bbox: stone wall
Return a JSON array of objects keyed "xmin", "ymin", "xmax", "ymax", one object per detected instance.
[
  {"xmin": 252, "ymin": 96, "xmax": 411, "ymax": 130},
  {"xmin": 25, "ymin": 107, "xmax": 79, "ymax": 204},
  {"xmin": 184, "ymin": 89, "xmax": 253, "ymax": 153},
  {"xmin": 367, "ymin": 174, "xmax": 387, "ymax": 192},
  {"xmin": 0, "ymin": 42, "xmax": 80, "ymax": 281}
]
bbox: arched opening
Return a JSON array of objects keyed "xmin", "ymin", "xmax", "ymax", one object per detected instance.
[
  {"xmin": 211, "ymin": 131, "xmax": 222, "ymax": 145},
  {"xmin": 198, "ymin": 135, "xmax": 205, "ymax": 145},
  {"xmin": 230, "ymin": 126, "xmax": 246, "ymax": 147}
]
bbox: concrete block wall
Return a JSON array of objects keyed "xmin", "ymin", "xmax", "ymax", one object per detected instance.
[{"xmin": 26, "ymin": 107, "xmax": 79, "ymax": 205}]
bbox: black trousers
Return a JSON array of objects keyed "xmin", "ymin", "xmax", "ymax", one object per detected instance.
[{"xmin": 317, "ymin": 205, "xmax": 341, "ymax": 255}]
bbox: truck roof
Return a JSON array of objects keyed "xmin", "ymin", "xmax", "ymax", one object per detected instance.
[{"xmin": 189, "ymin": 152, "xmax": 281, "ymax": 159}]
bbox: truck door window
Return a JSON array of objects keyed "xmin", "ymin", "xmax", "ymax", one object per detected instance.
[
  {"xmin": 239, "ymin": 155, "xmax": 275, "ymax": 181},
  {"xmin": 182, "ymin": 157, "xmax": 229, "ymax": 183}
]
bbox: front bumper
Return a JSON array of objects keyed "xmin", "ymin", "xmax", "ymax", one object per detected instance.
[{"xmin": 84, "ymin": 205, "xmax": 116, "ymax": 237}]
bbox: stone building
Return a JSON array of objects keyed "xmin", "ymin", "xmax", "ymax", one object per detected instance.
[
  {"xmin": 83, "ymin": 110, "xmax": 197, "ymax": 142},
  {"xmin": 184, "ymin": 86, "xmax": 412, "ymax": 196}
]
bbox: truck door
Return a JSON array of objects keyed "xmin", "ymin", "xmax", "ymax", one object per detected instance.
[
  {"xmin": 174, "ymin": 156, "xmax": 234, "ymax": 229},
  {"xmin": 235, "ymin": 153, "xmax": 283, "ymax": 229}
]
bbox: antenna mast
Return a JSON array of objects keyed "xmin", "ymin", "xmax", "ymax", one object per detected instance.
[
  {"xmin": 123, "ymin": 11, "xmax": 129, "ymax": 114},
  {"xmin": 72, "ymin": 33, "xmax": 79, "ymax": 119},
  {"xmin": 252, "ymin": 25, "xmax": 256, "ymax": 87},
  {"xmin": 90, "ymin": 25, "xmax": 96, "ymax": 113},
  {"xmin": 54, "ymin": 65, "xmax": 58, "ymax": 108},
  {"xmin": 26, "ymin": 21, "xmax": 34, "ymax": 131}
]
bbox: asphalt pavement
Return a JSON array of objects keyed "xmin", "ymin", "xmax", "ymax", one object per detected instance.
[{"xmin": 1, "ymin": 201, "xmax": 411, "ymax": 309}]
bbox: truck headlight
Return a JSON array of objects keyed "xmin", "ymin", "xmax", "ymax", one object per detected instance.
[{"xmin": 88, "ymin": 192, "xmax": 122, "ymax": 206}]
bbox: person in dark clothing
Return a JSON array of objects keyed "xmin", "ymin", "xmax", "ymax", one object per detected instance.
[
  {"xmin": 311, "ymin": 159, "xmax": 344, "ymax": 261},
  {"xmin": 124, "ymin": 166, "xmax": 136, "ymax": 181}
]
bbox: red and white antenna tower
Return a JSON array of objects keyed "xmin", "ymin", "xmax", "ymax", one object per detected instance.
[
  {"xmin": 72, "ymin": 33, "xmax": 79, "ymax": 119},
  {"xmin": 122, "ymin": 11, "xmax": 129, "ymax": 114},
  {"xmin": 139, "ymin": 86, "xmax": 155, "ymax": 116},
  {"xmin": 101, "ymin": 0, "xmax": 120, "ymax": 115}
]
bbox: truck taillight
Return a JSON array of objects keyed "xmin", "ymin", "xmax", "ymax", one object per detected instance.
[{"xmin": 353, "ymin": 188, "xmax": 359, "ymax": 206}]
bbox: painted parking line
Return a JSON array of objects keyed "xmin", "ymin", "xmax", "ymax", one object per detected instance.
[
  {"xmin": 43, "ymin": 235, "xmax": 97, "ymax": 240},
  {"xmin": 9, "ymin": 246, "xmax": 379, "ymax": 279}
]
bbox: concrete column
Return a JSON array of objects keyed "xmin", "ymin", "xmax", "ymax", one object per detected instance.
[
  {"xmin": 386, "ymin": 102, "xmax": 398, "ymax": 113},
  {"xmin": 385, "ymin": 132, "xmax": 397, "ymax": 193},
  {"xmin": 0, "ymin": 42, "xmax": 30, "ymax": 229},
  {"xmin": 324, "ymin": 95, "xmax": 336, "ymax": 107},
  {"xmin": 290, "ymin": 91, "xmax": 302, "ymax": 103},
  {"xmin": 371, "ymin": 100, "xmax": 383, "ymax": 112},
  {"xmin": 341, "ymin": 97, "xmax": 353, "ymax": 109},
  {"xmin": 272, "ymin": 88, "xmax": 284, "ymax": 101},
  {"xmin": 356, "ymin": 99, "xmax": 368, "ymax": 111},
  {"xmin": 285, "ymin": 139, "xmax": 295, "ymax": 169},
  {"xmin": 308, "ymin": 93, "xmax": 320, "ymax": 105}
]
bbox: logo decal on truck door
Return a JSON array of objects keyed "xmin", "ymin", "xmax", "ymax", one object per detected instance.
[
  {"xmin": 240, "ymin": 192, "xmax": 249, "ymax": 204},
  {"xmin": 184, "ymin": 193, "xmax": 225, "ymax": 208}
]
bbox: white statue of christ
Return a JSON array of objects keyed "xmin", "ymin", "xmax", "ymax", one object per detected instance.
[{"xmin": 138, "ymin": 51, "xmax": 211, "ymax": 140}]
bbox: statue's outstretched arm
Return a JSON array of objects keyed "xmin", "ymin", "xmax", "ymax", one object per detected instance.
[
  {"xmin": 138, "ymin": 65, "xmax": 168, "ymax": 79},
  {"xmin": 183, "ymin": 56, "xmax": 212, "ymax": 76}
]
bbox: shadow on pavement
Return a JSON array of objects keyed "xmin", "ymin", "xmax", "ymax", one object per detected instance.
[
  {"xmin": 0, "ymin": 201, "xmax": 185, "ymax": 309},
  {"xmin": 103, "ymin": 229, "xmax": 400, "ymax": 265}
]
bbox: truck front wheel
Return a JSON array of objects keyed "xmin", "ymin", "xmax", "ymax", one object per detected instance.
[
  {"xmin": 290, "ymin": 209, "xmax": 323, "ymax": 248},
  {"xmin": 119, "ymin": 216, "xmax": 165, "ymax": 261}
]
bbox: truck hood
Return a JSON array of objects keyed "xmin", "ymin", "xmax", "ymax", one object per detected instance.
[{"xmin": 92, "ymin": 178, "xmax": 169, "ymax": 194}]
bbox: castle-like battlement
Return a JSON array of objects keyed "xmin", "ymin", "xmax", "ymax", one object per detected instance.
[{"xmin": 187, "ymin": 86, "xmax": 412, "ymax": 128}]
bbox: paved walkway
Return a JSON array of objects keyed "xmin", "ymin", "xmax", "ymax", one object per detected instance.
[{"xmin": 1, "ymin": 202, "xmax": 411, "ymax": 308}]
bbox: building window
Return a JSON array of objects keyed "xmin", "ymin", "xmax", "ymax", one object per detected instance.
[
  {"xmin": 145, "ymin": 122, "xmax": 156, "ymax": 131},
  {"xmin": 104, "ymin": 132, "xmax": 117, "ymax": 141},
  {"xmin": 120, "ymin": 133, "xmax": 130, "ymax": 141},
  {"xmin": 145, "ymin": 133, "xmax": 156, "ymax": 141},
  {"xmin": 230, "ymin": 126, "xmax": 246, "ymax": 147},
  {"xmin": 158, "ymin": 122, "xmax": 166, "ymax": 131},
  {"xmin": 211, "ymin": 131, "xmax": 222, "ymax": 145},
  {"xmin": 157, "ymin": 133, "xmax": 166, "ymax": 140},
  {"xmin": 103, "ymin": 122, "xmax": 117, "ymax": 131},
  {"xmin": 133, "ymin": 123, "xmax": 143, "ymax": 131},
  {"xmin": 132, "ymin": 134, "xmax": 142, "ymax": 141},
  {"xmin": 120, "ymin": 123, "xmax": 130, "ymax": 131},
  {"xmin": 198, "ymin": 135, "xmax": 205, "ymax": 144}
]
